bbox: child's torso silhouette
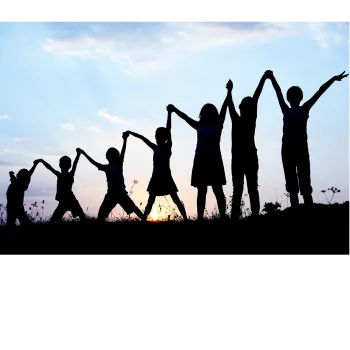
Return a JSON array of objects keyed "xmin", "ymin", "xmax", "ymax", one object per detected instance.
[
  {"xmin": 153, "ymin": 145, "xmax": 172, "ymax": 175},
  {"xmin": 6, "ymin": 177, "xmax": 29, "ymax": 207},
  {"xmin": 196, "ymin": 123, "xmax": 222, "ymax": 157},
  {"xmin": 232, "ymin": 109, "xmax": 257, "ymax": 159},
  {"xmin": 100, "ymin": 163, "xmax": 126, "ymax": 193},
  {"xmin": 283, "ymin": 106, "xmax": 309, "ymax": 146},
  {"xmin": 56, "ymin": 172, "xmax": 74, "ymax": 201},
  {"xmin": 7, "ymin": 182, "xmax": 25, "ymax": 206}
]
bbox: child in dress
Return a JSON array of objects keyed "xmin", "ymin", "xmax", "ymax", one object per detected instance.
[
  {"xmin": 167, "ymin": 84, "xmax": 231, "ymax": 220},
  {"xmin": 37, "ymin": 149, "xmax": 86, "ymax": 223},
  {"xmin": 6, "ymin": 160, "xmax": 40, "ymax": 227},
  {"xmin": 78, "ymin": 133, "xmax": 145, "ymax": 221},
  {"xmin": 125, "ymin": 108, "xmax": 188, "ymax": 221}
]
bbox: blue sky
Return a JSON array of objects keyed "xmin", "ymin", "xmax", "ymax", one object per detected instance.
[{"xmin": 0, "ymin": 22, "xmax": 348, "ymax": 219}]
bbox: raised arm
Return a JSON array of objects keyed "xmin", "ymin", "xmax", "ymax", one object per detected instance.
[
  {"xmin": 28, "ymin": 159, "xmax": 40, "ymax": 177},
  {"xmin": 120, "ymin": 132, "xmax": 129, "ymax": 168},
  {"xmin": 303, "ymin": 71, "xmax": 349, "ymax": 112},
  {"xmin": 38, "ymin": 159, "xmax": 60, "ymax": 176},
  {"xmin": 70, "ymin": 150, "xmax": 81, "ymax": 177},
  {"xmin": 226, "ymin": 80, "xmax": 239, "ymax": 120},
  {"xmin": 253, "ymin": 71, "xmax": 269, "ymax": 102},
  {"xmin": 77, "ymin": 148, "xmax": 103, "ymax": 170},
  {"xmin": 127, "ymin": 131, "xmax": 157, "ymax": 150},
  {"xmin": 166, "ymin": 109, "xmax": 172, "ymax": 147},
  {"xmin": 268, "ymin": 71, "xmax": 289, "ymax": 114},
  {"xmin": 218, "ymin": 86, "xmax": 231, "ymax": 125},
  {"xmin": 167, "ymin": 104, "xmax": 198, "ymax": 130},
  {"xmin": 9, "ymin": 171, "xmax": 17, "ymax": 184}
]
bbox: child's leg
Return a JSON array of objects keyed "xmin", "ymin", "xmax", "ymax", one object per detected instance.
[
  {"xmin": 282, "ymin": 146, "xmax": 299, "ymax": 207},
  {"xmin": 212, "ymin": 185, "xmax": 226, "ymax": 219},
  {"xmin": 50, "ymin": 203, "xmax": 67, "ymax": 223},
  {"xmin": 246, "ymin": 157, "xmax": 260, "ymax": 217},
  {"xmin": 298, "ymin": 148, "xmax": 313, "ymax": 205},
  {"xmin": 98, "ymin": 194, "xmax": 117, "ymax": 221},
  {"xmin": 118, "ymin": 192, "xmax": 145, "ymax": 221},
  {"xmin": 197, "ymin": 186, "xmax": 207, "ymax": 220},
  {"xmin": 17, "ymin": 206, "xmax": 32, "ymax": 227},
  {"xmin": 170, "ymin": 192, "xmax": 188, "ymax": 220},
  {"xmin": 231, "ymin": 169, "xmax": 244, "ymax": 220},
  {"xmin": 71, "ymin": 198, "xmax": 87, "ymax": 222},
  {"xmin": 144, "ymin": 194, "xmax": 156, "ymax": 221},
  {"xmin": 6, "ymin": 207, "xmax": 17, "ymax": 228}
]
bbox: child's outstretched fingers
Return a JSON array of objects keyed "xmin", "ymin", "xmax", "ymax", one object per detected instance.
[{"xmin": 335, "ymin": 71, "xmax": 349, "ymax": 81}]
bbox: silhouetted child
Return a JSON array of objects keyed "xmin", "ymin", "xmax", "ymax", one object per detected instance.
[
  {"xmin": 268, "ymin": 70, "xmax": 349, "ymax": 207},
  {"xmin": 125, "ymin": 108, "xmax": 188, "ymax": 221},
  {"xmin": 167, "ymin": 89, "xmax": 231, "ymax": 220},
  {"xmin": 227, "ymin": 72, "xmax": 270, "ymax": 220},
  {"xmin": 6, "ymin": 160, "xmax": 40, "ymax": 228},
  {"xmin": 77, "ymin": 134, "xmax": 145, "ymax": 221},
  {"xmin": 37, "ymin": 150, "xmax": 86, "ymax": 223}
]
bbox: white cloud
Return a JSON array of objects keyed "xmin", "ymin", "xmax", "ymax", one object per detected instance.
[
  {"xmin": 60, "ymin": 122, "xmax": 75, "ymax": 131},
  {"xmin": 98, "ymin": 109, "xmax": 134, "ymax": 125},
  {"xmin": 0, "ymin": 148, "xmax": 12, "ymax": 156},
  {"xmin": 40, "ymin": 22, "xmax": 295, "ymax": 76},
  {"xmin": 14, "ymin": 137, "xmax": 31, "ymax": 142},
  {"xmin": 0, "ymin": 114, "xmax": 9, "ymax": 119},
  {"xmin": 40, "ymin": 22, "xmax": 348, "ymax": 76}
]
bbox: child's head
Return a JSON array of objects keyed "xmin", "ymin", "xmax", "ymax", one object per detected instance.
[
  {"xmin": 199, "ymin": 103, "xmax": 219, "ymax": 125},
  {"xmin": 239, "ymin": 96, "xmax": 255, "ymax": 116},
  {"xmin": 287, "ymin": 86, "xmax": 303, "ymax": 107},
  {"xmin": 16, "ymin": 169, "xmax": 31, "ymax": 190},
  {"xmin": 59, "ymin": 156, "xmax": 72, "ymax": 171},
  {"xmin": 106, "ymin": 147, "xmax": 120, "ymax": 163},
  {"xmin": 155, "ymin": 127, "xmax": 170, "ymax": 146}
]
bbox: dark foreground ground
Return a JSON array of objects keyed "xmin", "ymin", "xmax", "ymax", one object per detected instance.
[
  {"xmin": 0, "ymin": 203, "xmax": 350, "ymax": 315},
  {"xmin": 0, "ymin": 203, "xmax": 349, "ymax": 254}
]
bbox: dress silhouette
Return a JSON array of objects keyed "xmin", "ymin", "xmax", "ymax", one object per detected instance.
[
  {"xmin": 167, "ymin": 86, "xmax": 230, "ymax": 220},
  {"xmin": 125, "ymin": 108, "xmax": 187, "ymax": 221}
]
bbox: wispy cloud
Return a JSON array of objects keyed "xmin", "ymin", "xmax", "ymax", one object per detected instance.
[
  {"xmin": 40, "ymin": 22, "xmax": 348, "ymax": 75},
  {"xmin": 0, "ymin": 160, "xmax": 27, "ymax": 167},
  {"xmin": 0, "ymin": 148, "xmax": 12, "ymax": 155},
  {"xmin": 13, "ymin": 137, "xmax": 31, "ymax": 142},
  {"xmin": 98, "ymin": 109, "xmax": 134, "ymax": 125},
  {"xmin": 0, "ymin": 114, "xmax": 9, "ymax": 119},
  {"xmin": 40, "ymin": 22, "xmax": 295, "ymax": 76},
  {"xmin": 60, "ymin": 122, "xmax": 75, "ymax": 131}
]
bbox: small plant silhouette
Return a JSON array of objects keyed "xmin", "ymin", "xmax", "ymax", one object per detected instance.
[
  {"xmin": 321, "ymin": 187, "xmax": 341, "ymax": 204},
  {"xmin": 262, "ymin": 202, "xmax": 281, "ymax": 215}
]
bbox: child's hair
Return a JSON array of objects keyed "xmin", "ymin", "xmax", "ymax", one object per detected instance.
[
  {"xmin": 155, "ymin": 127, "xmax": 170, "ymax": 145},
  {"xmin": 239, "ymin": 96, "xmax": 255, "ymax": 115},
  {"xmin": 59, "ymin": 156, "xmax": 72, "ymax": 170},
  {"xmin": 16, "ymin": 168, "xmax": 31, "ymax": 190},
  {"xmin": 106, "ymin": 147, "xmax": 120, "ymax": 163},
  {"xmin": 287, "ymin": 86, "xmax": 303, "ymax": 104},
  {"xmin": 199, "ymin": 103, "xmax": 219, "ymax": 125}
]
